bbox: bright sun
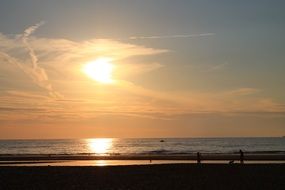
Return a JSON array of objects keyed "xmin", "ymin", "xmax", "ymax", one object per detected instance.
[{"xmin": 83, "ymin": 58, "xmax": 114, "ymax": 84}]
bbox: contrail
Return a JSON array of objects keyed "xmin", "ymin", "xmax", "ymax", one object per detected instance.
[
  {"xmin": 19, "ymin": 21, "xmax": 62, "ymax": 98},
  {"xmin": 0, "ymin": 51, "xmax": 62, "ymax": 99},
  {"xmin": 129, "ymin": 33, "xmax": 215, "ymax": 40},
  {"xmin": 22, "ymin": 21, "xmax": 45, "ymax": 69}
]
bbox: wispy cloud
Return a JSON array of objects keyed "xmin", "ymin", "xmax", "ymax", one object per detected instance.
[
  {"xmin": 22, "ymin": 21, "xmax": 45, "ymax": 70},
  {"xmin": 227, "ymin": 88, "xmax": 260, "ymax": 96},
  {"xmin": 0, "ymin": 25, "xmax": 284, "ymax": 124},
  {"xmin": 0, "ymin": 23, "xmax": 168, "ymax": 99},
  {"xmin": 1, "ymin": 22, "xmax": 63, "ymax": 98},
  {"xmin": 203, "ymin": 62, "xmax": 230, "ymax": 72},
  {"xmin": 22, "ymin": 22, "xmax": 63, "ymax": 98},
  {"xmin": 129, "ymin": 33, "xmax": 215, "ymax": 40}
]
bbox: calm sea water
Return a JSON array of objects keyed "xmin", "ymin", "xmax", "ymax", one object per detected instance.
[{"xmin": 0, "ymin": 138, "xmax": 284, "ymax": 155}]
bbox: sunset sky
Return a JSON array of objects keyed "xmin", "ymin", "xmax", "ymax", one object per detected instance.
[{"xmin": 1, "ymin": 0, "xmax": 285, "ymax": 139}]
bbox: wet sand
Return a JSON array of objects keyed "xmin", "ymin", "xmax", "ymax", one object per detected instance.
[
  {"xmin": 1, "ymin": 164, "xmax": 285, "ymax": 190},
  {"xmin": 1, "ymin": 159, "xmax": 285, "ymax": 166},
  {"xmin": 1, "ymin": 153, "xmax": 285, "ymax": 161}
]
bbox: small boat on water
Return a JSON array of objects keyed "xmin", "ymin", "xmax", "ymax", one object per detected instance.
[{"xmin": 160, "ymin": 140, "xmax": 165, "ymax": 142}]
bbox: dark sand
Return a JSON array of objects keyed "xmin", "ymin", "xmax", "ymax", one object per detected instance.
[
  {"xmin": 1, "ymin": 164, "xmax": 285, "ymax": 190},
  {"xmin": 1, "ymin": 153, "xmax": 285, "ymax": 161}
]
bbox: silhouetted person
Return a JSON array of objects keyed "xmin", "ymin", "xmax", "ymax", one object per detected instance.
[
  {"xmin": 239, "ymin": 149, "xmax": 244, "ymax": 164},
  {"xmin": 197, "ymin": 152, "xmax": 201, "ymax": 164}
]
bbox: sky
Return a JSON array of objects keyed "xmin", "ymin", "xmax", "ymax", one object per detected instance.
[{"xmin": 0, "ymin": 0, "xmax": 285, "ymax": 139}]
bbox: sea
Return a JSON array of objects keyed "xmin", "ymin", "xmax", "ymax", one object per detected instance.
[{"xmin": 0, "ymin": 138, "xmax": 285, "ymax": 156}]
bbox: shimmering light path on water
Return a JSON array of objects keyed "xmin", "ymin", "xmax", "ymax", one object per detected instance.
[{"xmin": 1, "ymin": 138, "xmax": 284, "ymax": 155}]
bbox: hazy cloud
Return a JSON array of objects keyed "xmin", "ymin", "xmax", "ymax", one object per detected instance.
[
  {"xmin": 204, "ymin": 62, "xmax": 230, "ymax": 72},
  {"xmin": 1, "ymin": 22, "xmax": 62, "ymax": 98},
  {"xmin": 0, "ymin": 25, "xmax": 284, "ymax": 124},
  {"xmin": 227, "ymin": 88, "xmax": 260, "ymax": 96}
]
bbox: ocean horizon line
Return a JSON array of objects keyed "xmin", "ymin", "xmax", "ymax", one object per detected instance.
[{"xmin": 0, "ymin": 136, "xmax": 283, "ymax": 141}]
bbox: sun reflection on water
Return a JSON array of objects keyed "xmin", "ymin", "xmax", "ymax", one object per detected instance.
[{"xmin": 87, "ymin": 138, "xmax": 113, "ymax": 155}]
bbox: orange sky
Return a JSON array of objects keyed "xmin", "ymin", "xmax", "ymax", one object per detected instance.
[{"xmin": 1, "ymin": 1, "xmax": 285, "ymax": 139}]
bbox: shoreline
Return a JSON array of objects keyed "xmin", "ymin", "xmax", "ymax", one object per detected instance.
[
  {"xmin": 1, "ymin": 160, "xmax": 285, "ymax": 166},
  {"xmin": 1, "ymin": 153, "xmax": 284, "ymax": 166},
  {"xmin": 1, "ymin": 153, "xmax": 285, "ymax": 161}
]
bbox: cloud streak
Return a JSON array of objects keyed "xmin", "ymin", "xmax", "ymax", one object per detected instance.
[
  {"xmin": 1, "ymin": 26, "xmax": 284, "ymax": 124},
  {"xmin": 1, "ymin": 22, "xmax": 62, "ymax": 98},
  {"xmin": 22, "ymin": 22, "xmax": 62, "ymax": 98},
  {"xmin": 129, "ymin": 33, "xmax": 215, "ymax": 40},
  {"xmin": 22, "ymin": 21, "xmax": 45, "ymax": 69}
]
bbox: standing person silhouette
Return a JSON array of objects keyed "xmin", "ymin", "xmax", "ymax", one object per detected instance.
[
  {"xmin": 239, "ymin": 149, "xmax": 244, "ymax": 164},
  {"xmin": 197, "ymin": 152, "xmax": 201, "ymax": 164}
]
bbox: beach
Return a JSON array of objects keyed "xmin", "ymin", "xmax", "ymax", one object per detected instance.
[
  {"xmin": 1, "ymin": 164, "xmax": 285, "ymax": 190},
  {"xmin": 0, "ymin": 139, "xmax": 284, "ymax": 189}
]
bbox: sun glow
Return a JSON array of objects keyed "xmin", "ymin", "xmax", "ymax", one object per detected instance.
[
  {"xmin": 83, "ymin": 58, "xmax": 114, "ymax": 83},
  {"xmin": 87, "ymin": 138, "xmax": 113, "ymax": 154}
]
